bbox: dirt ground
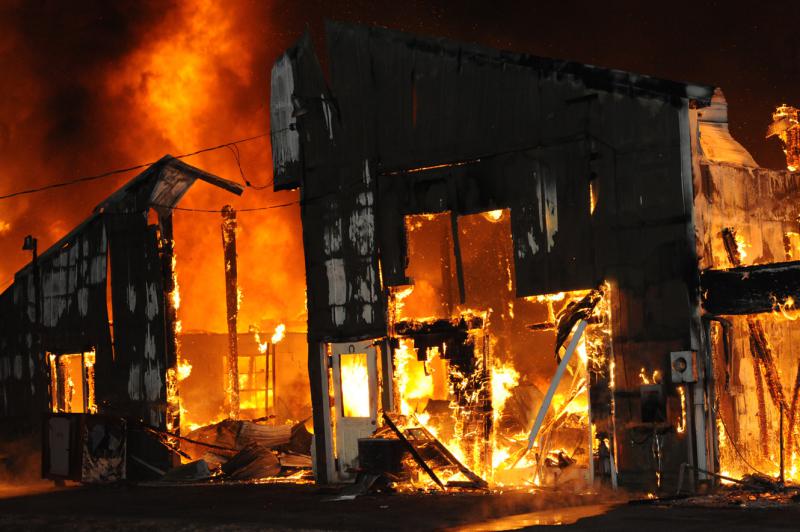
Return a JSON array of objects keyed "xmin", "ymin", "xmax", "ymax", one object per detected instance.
[{"xmin": 0, "ymin": 481, "xmax": 799, "ymax": 531}]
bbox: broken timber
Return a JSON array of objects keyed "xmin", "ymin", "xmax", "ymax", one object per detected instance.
[
  {"xmin": 381, "ymin": 412, "xmax": 488, "ymax": 489},
  {"xmin": 515, "ymin": 319, "xmax": 588, "ymax": 467},
  {"xmin": 406, "ymin": 422, "xmax": 488, "ymax": 489},
  {"xmin": 382, "ymin": 412, "xmax": 445, "ymax": 489}
]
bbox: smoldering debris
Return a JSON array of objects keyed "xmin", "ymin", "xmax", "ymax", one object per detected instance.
[{"xmin": 150, "ymin": 418, "xmax": 313, "ymax": 484}]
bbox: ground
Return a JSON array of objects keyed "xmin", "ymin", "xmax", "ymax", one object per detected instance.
[{"xmin": 0, "ymin": 482, "xmax": 799, "ymax": 531}]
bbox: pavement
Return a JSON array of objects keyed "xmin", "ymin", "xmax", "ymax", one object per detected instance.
[{"xmin": 0, "ymin": 481, "xmax": 799, "ymax": 530}]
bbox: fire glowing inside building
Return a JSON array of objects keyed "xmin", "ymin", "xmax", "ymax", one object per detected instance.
[{"xmin": 1, "ymin": 19, "xmax": 799, "ymax": 500}]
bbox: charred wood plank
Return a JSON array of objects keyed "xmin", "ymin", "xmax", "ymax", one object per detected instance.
[
  {"xmin": 749, "ymin": 329, "xmax": 771, "ymax": 455},
  {"xmin": 410, "ymin": 423, "xmax": 488, "ymax": 489},
  {"xmin": 748, "ymin": 318, "xmax": 789, "ymax": 414},
  {"xmin": 700, "ymin": 260, "xmax": 800, "ymax": 315},
  {"xmin": 788, "ymin": 359, "xmax": 800, "ymax": 458}
]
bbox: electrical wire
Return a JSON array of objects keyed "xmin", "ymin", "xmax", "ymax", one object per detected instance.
[
  {"xmin": 225, "ymin": 142, "xmax": 273, "ymax": 190},
  {"xmin": 0, "ymin": 133, "xmax": 270, "ymax": 201}
]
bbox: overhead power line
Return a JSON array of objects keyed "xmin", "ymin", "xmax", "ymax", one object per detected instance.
[{"xmin": 0, "ymin": 133, "xmax": 270, "ymax": 201}]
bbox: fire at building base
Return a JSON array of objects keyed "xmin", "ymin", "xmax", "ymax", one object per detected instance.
[{"xmin": 1, "ymin": 21, "xmax": 800, "ymax": 507}]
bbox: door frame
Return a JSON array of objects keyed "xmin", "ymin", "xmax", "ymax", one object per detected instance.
[{"xmin": 330, "ymin": 339, "xmax": 379, "ymax": 480}]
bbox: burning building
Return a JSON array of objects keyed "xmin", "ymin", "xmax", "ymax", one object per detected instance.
[
  {"xmin": 269, "ymin": 21, "xmax": 800, "ymax": 493},
  {"xmin": 1, "ymin": 18, "xmax": 798, "ymax": 496},
  {"xmin": 0, "ymin": 155, "xmax": 314, "ymax": 481}
]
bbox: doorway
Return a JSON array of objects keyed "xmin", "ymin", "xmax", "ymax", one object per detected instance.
[{"xmin": 331, "ymin": 340, "xmax": 378, "ymax": 479}]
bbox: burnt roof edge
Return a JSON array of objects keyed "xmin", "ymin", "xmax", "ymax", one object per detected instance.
[
  {"xmin": 11, "ymin": 156, "xmax": 242, "ymax": 281},
  {"xmin": 325, "ymin": 20, "xmax": 714, "ymax": 107}
]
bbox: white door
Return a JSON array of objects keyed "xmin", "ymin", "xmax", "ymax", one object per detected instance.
[
  {"xmin": 331, "ymin": 340, "xmax": 378, "ymax": 480},
  {"xmin": 48, "ymin": 417, "xmax": 71, "ymax": 477}
]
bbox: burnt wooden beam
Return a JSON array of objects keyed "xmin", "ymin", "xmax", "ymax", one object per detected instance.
[
  {"xmin": 700, "ymin": 260, "xmax": 800, "ymax": 315},
  {"xmin": 222, "ymin": 205, "xmax": 240, "ymax": 420}
]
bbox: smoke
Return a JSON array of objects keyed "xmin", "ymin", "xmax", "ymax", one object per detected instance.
[
  {"xmin": 0, "ymin": 0, "xmax": 306, "ymax": 332},
  {"xmin": 0, "ymin": 435, "xmax": 46, "ymax": 488},
  {"xmin": 1, "ymin": 1, "xmax": 795, "ymax": 329}
]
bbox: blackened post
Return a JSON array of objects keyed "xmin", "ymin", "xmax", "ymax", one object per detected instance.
[
  {"xmin": 447, "ymin": 180, "xmax": 466, "ymax": 304},
  {"xmin": 159, "ymin": 215, "xmax": 181, "ymax": 434},
  {"xmin": 222, "ymin": 205, "xmax": 240, "ymax": 420},
  {"xmin": 780, "ymin": 402, "xmax": 785, "ymax": 487},
  {"xmin": 271, "ymin": 342, "xmax": 277, "ymax": 414}
]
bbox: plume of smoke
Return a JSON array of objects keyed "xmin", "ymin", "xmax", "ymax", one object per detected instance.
[{"xmin": 0, "ymin": 1, "xmax": 306, "ymax": 330}]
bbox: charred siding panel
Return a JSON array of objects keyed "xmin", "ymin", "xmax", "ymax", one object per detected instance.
[
  {"xmin": 107, "ymin": 216, "xmax": 167, "ymax": 424},
  {"xmin": 510, "ymin": 142, "xmax": 596, "ymax": 296},
  {"xmin": 694, "ymin": 163, "xmax": 800, "ymax": 270},
  {"xmin": 38, "ymin": 218, "xmax": 108, "ymax": 352},
  {"xmin": 0, "ymin": 287, "xmax": 21, "ymax": 421},
  {"xmin": 283, "ymin": 33, "xmax": 386, "ymax": 342},
  {"xmin": 270, "ymin": 46, "xmax": 303, "ymax": 191}
]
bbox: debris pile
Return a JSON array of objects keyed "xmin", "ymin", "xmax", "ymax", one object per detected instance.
[
  {"xmin": 155, "ymin": 418, "xmax": 313, "ymax": 483},
  {"xmin": 670, "ymin": 482, "xmax": 800, "ymax": 509}
]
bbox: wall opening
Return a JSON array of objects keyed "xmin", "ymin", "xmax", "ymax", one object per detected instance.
[
  {"xmin": 384, "ymin": 209, "xmax": 615, "ymax": 488},
  {"xmin": 48, "ymin": 349, "xmax": 96, "ymax": 414}
]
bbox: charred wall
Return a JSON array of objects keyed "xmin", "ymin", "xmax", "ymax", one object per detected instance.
[
  {"xmin": 272, "ymin": 22, "xmax": 713, "ymax": 488},
  {"xmin": 0, "ymin": 158, "xmax": 242, "ymax": 477},
  {"xmin": 0, "ymin": 212, "xmax": 172, "ymax": 476}
]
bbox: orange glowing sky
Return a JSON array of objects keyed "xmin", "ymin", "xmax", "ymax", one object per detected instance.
[{"xmin": 0, "ymin": 0, "xmax": 795, "ymax": 332}]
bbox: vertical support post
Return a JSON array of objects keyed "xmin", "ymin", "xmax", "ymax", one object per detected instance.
[
  {"xmin": 449, "ymin": 210, "xmax": 465, "ymax": 305},
  {"xmin": 56, "ymin": 356, "xmax": 69, "ymax": 412},
  {"xmin": 264, "ymin": 344, "xmax": 270, "ymax": 415},
  {"xmin": 23, "ymin": 235, "xmax": 42, "ymax": 410},
  {"xmin": 309, "ymin": 342, "xmax": 335, "ymax": 483},
  {"xmin": 685, "ymin": 382, "xmax": 696, "ymax": 488},
  {"xmin": 81, "ymin": 351, "xmax": 88, "ymax": 413},
  {"xmin": 692, "ymin": 381, "xmax": 708, "ymax": 481},
  {"xmin": 447, "ymin": 180, "xmax": 466, "ymax": 304},
  {"xmin": 221, "ymin": 205, "xmax": 240, "ymax": 420},
  {"xmin": 440, "ymin": 221, "xmax": 455, "ymax": 315},
  {"xmin": 159, "ymin": 215, "xmax": 181, "ymax": 434},
  {"xmin": 780, "ymin": 402, "xmax": 785, "ymax": 486},
  {"xmin": 586, "ymin": 375, "xmax": 594, "ymax": 487},
  {"xmin": 270, "ymin": 342, "xmax": 277, "ymax": 414},
  {"xmin": 380, "ymin": 340, "xmax": 395, "ymax": 413}
]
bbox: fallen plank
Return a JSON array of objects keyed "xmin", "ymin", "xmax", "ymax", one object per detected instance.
[
  {"xmin": 406, "ymin": 424, "xmax": 487, "ymax": 489},
  {"xmin": 382, "ymin": 412, "xmax": 445, "ymax": 490},
  {"xmin": 515, "ymin": 319, "xmax": 587, "ymax": 467}
]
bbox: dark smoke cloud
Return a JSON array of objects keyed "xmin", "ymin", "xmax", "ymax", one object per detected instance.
[{"xmin": 1, "ymin": 0, "xmax": 797, "ymax": 305}]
